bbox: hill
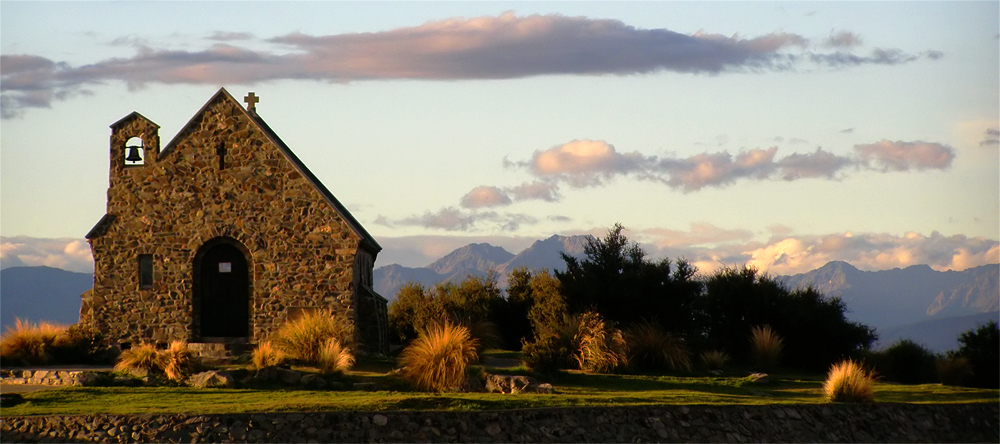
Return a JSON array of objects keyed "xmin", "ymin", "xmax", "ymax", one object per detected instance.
[
  {"xmin": 373, "ymin": 234, "xmax": 590, "ymax": 300},
  {"xmin": 876, "ymin": 311, "xmax": 999, "ymax": 353},
  {"xmin": 0, "ymin": 266, "xmax": 92, "ymax": 331},
  {"xmin": 778, "ymin": 261, "xmax": 998, "ymax": 333}
]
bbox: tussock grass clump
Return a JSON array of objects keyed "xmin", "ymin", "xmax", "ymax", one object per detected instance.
[
  {"xmin": 700, "ymin": 349, "xmax": 730, "ymax": 371},
  {"xmin": 160, "ymin": 341, "xmax": 198, "ymax": 382},
  {"xmin": 272, "ymin": 309, "xmax": 353, "ymax": 365},
  {"xmin": 750, "ymin": 325, "xmax": 784, "ymax": 372},
  {"xmin": 318, "ymin": 338, "xmax": 354, "ymax": 375},
  {"xmin": 823, "ymin": 359, "xmax": 876, "ymax": 403},
  {"xmin": 400, "ymin": 320, "xmax": 479, "ymax": 391},
  {"xmin": 573, "ymin": 312, "xmax": 628, "ymax": 373},
  {"xmin": 114, "ymin": 343, "xmax": 163, "ymax": 376},
  {"xmin": 251, "ymin": 341, "xmax": 287, "ymax": 369},
  {"xmin": 937, "ymin": 354, "xmax": 972, "ymax": 386},
  {"xmin": 0, "ymin": 318, "xmax": 68, "ymax": 365},
  {"xmin": 624, "ymin": 321, "xmax": 691, "ymax": 372}
]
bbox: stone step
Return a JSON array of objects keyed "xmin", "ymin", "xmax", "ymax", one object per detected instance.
[{"xmin": 187, "ymin": 342, "xmax": 252, "ymax": 365}]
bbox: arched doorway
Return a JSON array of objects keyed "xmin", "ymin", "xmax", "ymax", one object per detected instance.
[{"xmin": 193, "ymin": 237, "xmax": 251, "ymax": 338}]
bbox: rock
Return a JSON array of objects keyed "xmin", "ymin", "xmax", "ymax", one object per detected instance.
[
  {"xmin": 253, "ymin": 366, "xmax": 280, "ymax": 383},
  {"xmin": 709, "ymin": 370, "xmax": 724, "ymax": 376},
  {"xmin": 747, "ymin": 373, "xmax": 770, "ymax": 384},
  {"xmin": 300, "ymin": 374, "xmax": 327, "ymax": 389},
  {"xmin": 536, "ymin": 383, "xmax": 555, "ymax": 394},
  {"xmin": 187, "ymin": 370, "xmax": 235, "ymax": 388},
  {"xmin": 484, "ymin": 374, "xmax": 538, "ymax": 394},
  {"xmin": 485, "ymin": 423, "xmax": 502, "ymax": 436},
  {"xmin": 276, "ymin": 368, "xmax": 301, "ymax": 385},
  {"xmin": 373, "ymin": 415, "xmax": 388, "ymax": 427}
]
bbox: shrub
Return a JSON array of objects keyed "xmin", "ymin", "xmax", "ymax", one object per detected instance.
[
  {"xmin": 750, "ymin": 325, "xmax": 783, "ymax": 372},
  {"xmin": 114, "ymin": 343, "xmax": 163, "ymax": 376},
  {"xmin": 160, "ymin": 341, "xmax": 198, "ymax": 382},
  {"xmin": 877, "ymin": 339, "xmax": 937, "ymax": 384},
  {"xmin": 937, "ymin": 354, "xmax": 972, "ymax": 386},
  {"xmin": 956, "ymin": 321, "xmax": 999, "ymax": 388},
  {"xmin": 573, "ymin": 312, "xmax": 628, "ymax": 373},
  {"xmin": 251, "ymin": 341, "xmax": 287, "ymax": 369},
  {"xmin": 521, "ymin": 331, "xmax": 575, "ymax": 374},
  {"xmin": 624, "ymin": 321, "xmax": 691, "ymax": 372},
  {"xmin": 272, "ymin": 309, "xmax": 353, "ymax": 365},
  {"xmin": 399, "ymin": 320, "xmax": 479, "ymax": 391},
  {"xmin": 823, "ymin": 359, "xmax": 876, "ymax": 403},
  {"xmin": 700, "ymin": 349, "xmax": 730, "ymax": 371},
  {"xmin": 318, "ymin": 338, "xmax": 354, "ymax": 375},
  {"xmin": 51, "ymin": 323, "xmax": 113, "ymax": 364},
  {"xmin": 0, "ymin": 318, "xmax": 67, "ymax": 365}
]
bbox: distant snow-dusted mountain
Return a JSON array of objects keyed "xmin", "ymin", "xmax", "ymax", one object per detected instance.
[
  {"xmin": 778, "ymin": 261, "xmax": 998, "ymax": 333},
  {"xmin": 373, "ymin": 234, "xmax": 590, "ymax": 301}
]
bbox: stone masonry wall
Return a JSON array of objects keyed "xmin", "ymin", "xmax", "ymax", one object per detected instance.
[
  {"xmin": 88, "ymin": 93, "xmax": 368, "ymax": 347},
  {"xmin": 2, "ymin": 404, "xmax": 997, "ymax": 443}
]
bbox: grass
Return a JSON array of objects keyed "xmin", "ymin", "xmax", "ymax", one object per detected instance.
[
  {"xmin": 624, "ymin": 321, "xmax": 691, "ymax": 372},
  {"xmin": 823, "ymin": 359, "xmax": 876, "ymax": 403},
  {"xmin": 272, "ymin": 309, "xmax": 353, "ymax": 365},
  {"xmin": 399, "ymin": 320, "xmax": 479, "ymax": 391},
  {"xmin": 749, "ymin": 325, "xmax": 784, "ymax": 372},
  {"xmin": 3, "ymin": 368, "xmax": 996, "ymax": 416},
  {"xmin": 0, "ymin": 319, "xmax": 67, "ymax": 365}
]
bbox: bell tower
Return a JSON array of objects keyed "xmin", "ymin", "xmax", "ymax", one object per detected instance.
[{"xmin": 107, "ymin": 112, "xmax": 160, "ymax": 208}]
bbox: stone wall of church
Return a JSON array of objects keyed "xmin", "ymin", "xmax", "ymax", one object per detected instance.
[{"xmin": 88, "ymin": 96, "xmax": 376, "ymax": 350}]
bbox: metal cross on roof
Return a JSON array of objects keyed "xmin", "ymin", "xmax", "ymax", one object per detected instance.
[{"xmin": 244, "ymin": 92, "xmax": 259, "ymax": 112}]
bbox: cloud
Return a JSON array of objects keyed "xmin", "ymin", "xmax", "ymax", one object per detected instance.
[
  {"xmin": 2, "ymin": 12, "xmax": 940, "ymax": 118},
  {"xmin": 854, "ymin": 140, "xmax": 954, "ymax": 171},
  {"xmin": 505, "ymin": 138, "xmax": 952, "ymax": 193},
  {"xmin": 642, "ymin": 223, "xmax": 754, "ymax": 248},
  {"xmin": 460, "ymin": 186, "xmax": 512, "ymax": 209},
  {"xmin": 0, "ymin": 236, "xmax": 94, "ymax": 274},
  {"xmin": 980, "ymin": 127, "xmax": 999, "ymax": 147},
  {"xmin": 825, "ymin": 31, "xmax": 863, "ymax": 48},
  {"xmin": 506, "ymin": 181, "xmax": 561, "ymax": 203},
  {"xmin": 380, "ymin": 207, "xmax": 538, "ymax": 231}
]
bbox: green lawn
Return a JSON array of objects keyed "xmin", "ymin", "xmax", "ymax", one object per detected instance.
[{"xmin": 3, "ymin": 361, "xmax": 997, "ymax": 416}]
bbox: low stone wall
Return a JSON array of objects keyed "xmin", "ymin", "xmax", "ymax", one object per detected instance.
[
  {"xmin": 2, "ymin": 403, "xmax": 997, "ymax": 443},
  {"xmin": 0, "ymin": 369, "xmax": 101, "ymax": 387}
]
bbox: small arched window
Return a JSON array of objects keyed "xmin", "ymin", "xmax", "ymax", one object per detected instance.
[{"xmin": 124, "ymin": 136, "xmax": 145, "ymax": 166}]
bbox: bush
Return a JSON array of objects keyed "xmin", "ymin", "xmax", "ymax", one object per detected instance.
[
  {"xmin": 624, "ymin": 321, "xmax": 691, "ymax": 372},
  {"xmin": 318, "ymin": 338, "xmax": 354, "ymax": 375},
  {"xmin": 573, "ymin": 312, "xmax": 628, "ymax": 373},
  {"xmin": 937, "ymin": 353, "xmax": 972, "ymax": 386},
  {"xmin": 700, "ymin": 349, "xmax": 730, "ymax": 371},
  {"xmin": 399, "ymin": 320, "xmax": 479, "ymax": 391},
  {"xmin": 956, "ymin": 321, "xmax": 999, "ymax": 388},
  {"xmin": 0, "ymin": 318, "xmax": 66, "ymax": 365},
  {"xmin": 251, "ymin": 341, "xmax": 287, "ymax": 369},
  {"xmin": 521, "ymin": 330, "xmax": 575, "ymax": 375},
  {"xmin": 160, "ymin": 341, "xmax": 198, "ymax": 382},
  {"xmin": 750, "ymin": 325, "xmax": 783, "ymax": 372},
  {"xmin": 51, "ymin": 323, "xmax": 114, "ymax": 364},
  {"xmin": 272, "ymin": 309, "xmax": 353, "ymax": 365},
  {"xmin": 114, "ymin": 343, "xmax": 163, "ymax": 376},
  {"xmin": 876, "ymin": 339, "xmax": 937, "ymax": 384},
  {"xmin": 823, "ymin": 359, "xmax": 876, "ymax": 403}
]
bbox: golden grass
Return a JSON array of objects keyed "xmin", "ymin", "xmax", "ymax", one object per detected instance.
[
  {"xmin": 700, "ymin": 349, "xmax": 730, "ymax": 371},
  {"xmin": 251, "ymin": 341, "xmax": 287, "ymax": 369},
  {"xmin": 318, "ymin": 338, "xmax": 355, "ymax": 375},
  {"xmin": 0, "ymin": 318, "xmax": 68, "ymax": 365},
  {"xmin": 823, "ymin": 359, "xmax": 876, "ymax": 403},
  {"xmin": 573, "ymin": 312, "xmax": 628, "ymax": 373},
  {"xmin": 160, "ymin": 341, "xmax": 198, "ymax": 382},
  {"xmin": 750, "ymin": 325, "xmax": 784, "ymax": 372},
  {"xmin": 624, "ymin": 321, "xmax": 691, "ymax": 372},
  {"xmin": 399, "ymin": 320, "xmax": 479, "ymax": 391},
  {"xmin": 114, "ymin": 343, "xmax": 162, "ymax": 376},
  {"xmin": 272, "ymin": 309, "xmax": 353, "ymax": 365}
]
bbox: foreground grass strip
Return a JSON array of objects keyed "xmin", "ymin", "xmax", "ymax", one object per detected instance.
[{"xmin": 3, "ymin": 373, "xmax": 996, "ymax": 416}]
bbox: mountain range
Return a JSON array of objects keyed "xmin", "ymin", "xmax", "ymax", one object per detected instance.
[
  {"xmin": 373, "ymin": 234, "xmax": 590, "ymax": 299},
  {"xmin": 2, "ymin": 236, "xmax": 996, "ymax": 353}
]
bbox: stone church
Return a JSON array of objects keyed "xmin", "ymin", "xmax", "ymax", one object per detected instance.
[{"xmin": 83, "ymin": 87, "xmax": 389, "ymax": 356}]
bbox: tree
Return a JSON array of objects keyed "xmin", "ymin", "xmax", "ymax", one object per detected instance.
[
  {"xmin": 556, "ymin": 223, "xmax": 699, "ymax": 334},
  {"xmin": 957, "ymin": 320, "xmax": 999, "ymax": 388}
]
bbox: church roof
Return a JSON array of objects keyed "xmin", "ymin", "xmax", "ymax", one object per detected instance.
[{"xmin": 159, "ymin": 87, "xmax": 381, "ymax": 253}]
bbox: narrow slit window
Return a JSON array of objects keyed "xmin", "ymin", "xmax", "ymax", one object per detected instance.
[{"xmin": 139, "ymin": 254, "xmax": 154, "ymax": 289}]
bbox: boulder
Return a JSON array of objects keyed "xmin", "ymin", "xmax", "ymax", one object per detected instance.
[
  {"xmin": 300, "ymin": 374, "xmax": 327, "ymax": 389},
  {"xmin": 747, "ymin": 373, "xmax": 770, "ymax": 384},
  {"xmin": 276, "ymin": 368, "xmax": 301, "ymax": 385},
  {"xmin": 187, "ymin": 370, "xmax": 235, "ymax": 388},
  {"xmin": 485, "ymin": 374, "xmax": 539, "ymax": 394}
]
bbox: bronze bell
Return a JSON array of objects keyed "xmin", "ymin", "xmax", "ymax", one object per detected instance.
[{"xmin": 125, "ymin": 146, "xmax": 143, "ymax": 162}]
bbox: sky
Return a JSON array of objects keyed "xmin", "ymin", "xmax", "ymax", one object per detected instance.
[{"xmin": 1, "ymin": 1, "xmax": 998, "ymax": 276}]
